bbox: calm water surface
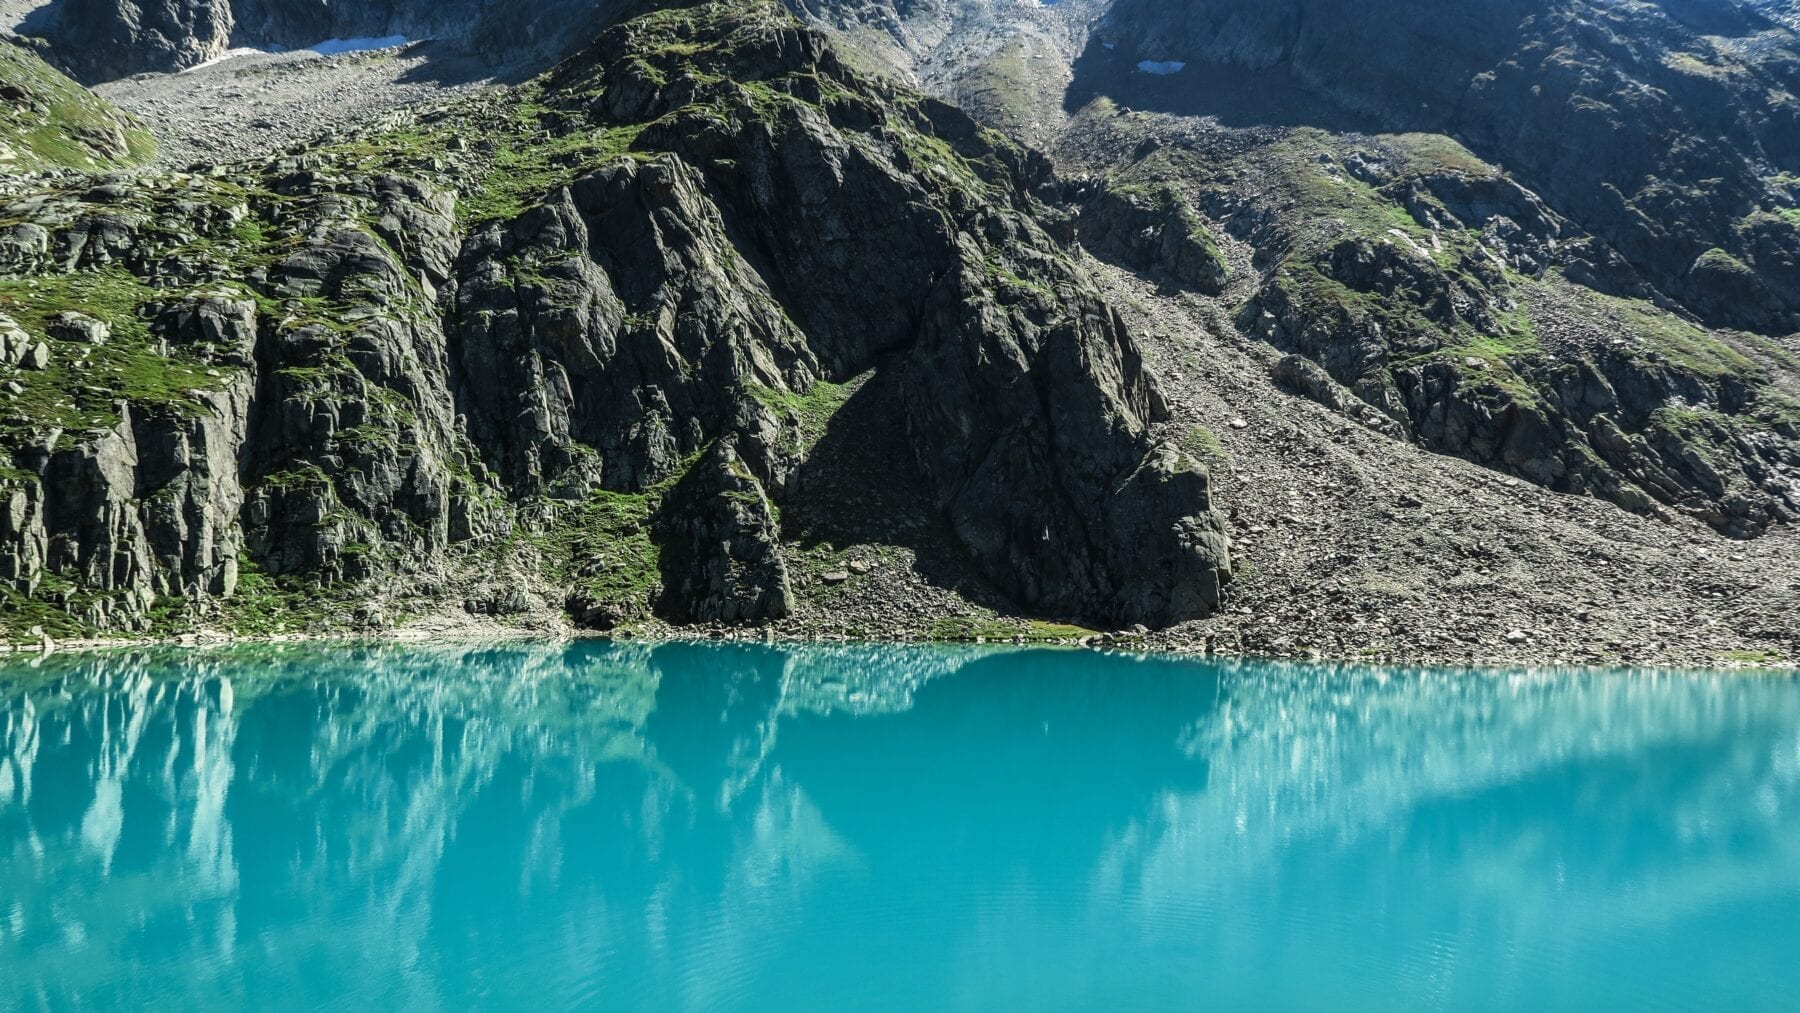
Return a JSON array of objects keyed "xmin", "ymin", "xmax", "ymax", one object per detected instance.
[{"xmin": 2, "ymin": 642, "xmax": 1798, "ymax": 1010}]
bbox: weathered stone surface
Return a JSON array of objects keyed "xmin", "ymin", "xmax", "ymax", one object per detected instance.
[
  {"xmin": 1077, "ymin": 180, "xmax": 1230, "ymax": 294},
  {"xmin": 0, "ymin": 0, "xmax": 1235, "ymax": 635},
  {"xmin": 1, "ymin": 376, "xmax": 250, "ymax": 626},
  {"xmin": 47, "ymin": 311, "xmax": 109, "ymax": 344},
  {"xmin": 655, "ymin": 440, "xmax": 794, "ymax": 624},
  {"xmin": 31, "ymin": 0, "xmax": 617, "ymax": 82},
  {"xmin": 0, "ymin": 314, "xmax": 30, "ymax": 367},
  {"xmin": 44, "ymin": 0, "xmax": 235, "ymax": 83}
]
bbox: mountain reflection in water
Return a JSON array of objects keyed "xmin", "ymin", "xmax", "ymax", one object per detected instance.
[{"xmin": 2, "ymin": 642, "xmax": 1797, "ymax": 1010}]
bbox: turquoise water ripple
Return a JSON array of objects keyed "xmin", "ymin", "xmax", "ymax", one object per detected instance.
[{"xmin": 1, "ymin": 642, "xmax": 1797, "ymax": 1010}]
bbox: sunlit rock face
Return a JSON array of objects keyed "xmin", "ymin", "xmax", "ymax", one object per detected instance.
[
  {"xmin": 4, "ymin": 643, "xmax": 1800, "ymax": 1007},
  {"xmin": 0, "ymin": 0, "xmax": 1233, "ymax": 637}
]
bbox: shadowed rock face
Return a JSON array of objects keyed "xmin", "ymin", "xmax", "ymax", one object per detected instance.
[
  {"xmin": 1077, "ymin": 0, "xmax": 1800, "ymax": 335},
  {"xmin": 36, "ymin": 0, "xmax": 233, "ymax": 80},
  {"xmin": 0, "ymin": 0, "xmax": 1232, "ymax": 635}
]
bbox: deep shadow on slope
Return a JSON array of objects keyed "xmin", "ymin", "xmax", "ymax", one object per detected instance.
[
  {"xmin": 1062, "ymin": 41, "xmax": 1380, "ymax": 134},
  {"xmin": 778, "ymin": 366, "xmax": 1027, "ymax": 617}
]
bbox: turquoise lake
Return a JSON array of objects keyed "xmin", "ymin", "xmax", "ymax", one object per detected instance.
[{"xmin": 2, "ymin": 642, "xmax": 1798, "ymax": 1010}]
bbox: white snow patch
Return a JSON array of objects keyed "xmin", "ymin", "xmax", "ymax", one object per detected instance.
[
  {"xmin": 180, "ymin": 46, "xmax": 284, "ymax": 74},
  {"xmin": 307, "ymin": 35, "xmax": 410, "ymax": 56},
  {"xmin": 175, "ymin": 35, "xmax": 408, "ymax": 74},
  {"xmin": 1102, "ymin": 41, "xmax": 1117, "ymax": 50},
  {"xmin": 1136, "ymin": 59, "xmax": 1186, "ymax": 75}
]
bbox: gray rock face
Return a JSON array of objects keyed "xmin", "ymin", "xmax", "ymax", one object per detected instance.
[
  {"xmin": 1081, "ymin": 0, "xmax": 1800, "ymax": 335},
  {"xmin": 0, "ymin": 313, "xmax": 36, "ymax": 367},
  {"xmin": 44, "ymin": 0, "xmax": 232, "ymax": 81},
  {"xmin": 0, "ymin": 0, "xmax": 1234, "ymax": 635},
  {"xmin": 1076, "ymin": 180, "xmax": 1229, "ymax": 295},
  {"xmin": 47, "ymin": 310, "xmax": 108, "ymax": 343},
  {"xmin": 3, "ymin": 381, "xmax": 251, "ymax": 628},
  {"xmin": 656, "ymin": 440, "xmax": 793, "ymax": 624},
  {"xmin": 30, "ymin": 0, "xmax": 616, "ymax": 81}
]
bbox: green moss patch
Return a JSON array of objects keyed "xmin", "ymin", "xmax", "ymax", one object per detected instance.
[
  {"xmin": 749, "ymin": 377, "xmax": 856, "ymax": 453},
  {"xmin": 0, "ymin": 269, "xmax": 236, "ymax": 445},
  {"xmin": 1178, "ymin": 424, "xmax": 1229, "ymax": 464},
  {"xmin": 1577, "ymin": 287, "xmax": 1759, "ymax": 380},
  {"xmin": 927, "ymin": 616, "xmax": 1098, "ymax": 642},
  {"xmin": 0, "ymin": 39, "xmax": 155, "ymax": 170},
  {"xmin": 460, "ymin": 107, "xmax": 647, "ymax": 224},
  {"xmin": 524, "ymin": 452, "xmax": 706, "ymax": 619},
  {"xmin": 215, "ymin": 555, "xmax": 383, "ymax": 637}
]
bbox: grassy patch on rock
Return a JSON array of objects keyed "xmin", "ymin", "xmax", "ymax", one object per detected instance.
[
  {"xmin": 927, "ymin": 616, "xmax": 1099, "ymax": 643},
  {"xmin": 525, "ymin": 452, "xmax": 705, "ymax": 621},
  {"xmin": 0, "ymin": 39, "xmax": 155, "ymax": 171},
  {"xmin": 1178, "ymin": 424, "xmax": 1229, "ymax": 464},
  {"xmin": 0, "ymin": 269, "xmax": 236, "ymax": 445},
  {"xmin": 749, "ymin": 376, "xmax": 856, "ymax": 453},
  {"xmin": 460, "ymin": 107, "xmax": 648, "ymax": 224},
  {"xmin": 1572, "ymin": 285, "xmax": 1760, "ymax": 380}
]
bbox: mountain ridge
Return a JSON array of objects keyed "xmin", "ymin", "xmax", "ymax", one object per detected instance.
[{"xmin": 0, "ymin": 0, "xmax": 1231, "ymax": 641}]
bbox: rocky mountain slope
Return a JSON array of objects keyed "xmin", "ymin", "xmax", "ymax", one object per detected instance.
[
  {"xmin": 0, "ymin": 0, "xmax": 1796, "ymax": 664},
  {"xmin": 0, "ymin": 0, "xmax": 1229, "ymax": 641},
  {"xmin": 1077, "ymin": 0, "xmax": 1800, "ymax": 335},
  {"xmin": 1050, "ymin": 0, "xmax": 1800, "ymax": 540}
]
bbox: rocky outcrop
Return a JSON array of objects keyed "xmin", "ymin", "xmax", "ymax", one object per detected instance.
[
  {"xmin": 0, "ymin": 381, "xmax": 251, "ymax": 627},
  {"xmin": 0, "ymin": 0, "xmax": 1233, "ymax": 636},
  {"xmin": 0, "ymin": 314, "xmax": 48, "ymax": 369},
  {"xmin": 656, "ymin": 440, "xmax": 793, "ymax": 624},
  {"xmin": 1082, "ymin": 0, "xmax": 1800, "ymax": 335},
  {"xmin": 1076, "ymin": 180, "xmax": 1229, "ymax": 294},
  {"xmin": 38, "ymin": 0, "xmax": 231, "ymax": 82},
  {"xmin": 1234, "ymin": 145, "xmax": 1800, "ymax": 538}
]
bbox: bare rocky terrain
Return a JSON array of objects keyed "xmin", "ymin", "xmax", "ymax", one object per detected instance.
[
  {"xmin": 93, "ymin": 41, "xmax": 508, "ymax": 168},
  {"xmin": 1111, "ymin": 262, "xmax": 1800, "ymax": 668}
]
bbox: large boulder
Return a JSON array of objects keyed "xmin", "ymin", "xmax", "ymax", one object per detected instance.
[{"xmin": 655, "ymin": 440, "xmax": 794, "ymax": 624}]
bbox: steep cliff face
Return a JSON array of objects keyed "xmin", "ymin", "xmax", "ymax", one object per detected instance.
[
  {"xmin": 32, "ymin": 0, "xmax": 232, "ymax": 81},
  {"xmin": 0, "ymin": 0, "xmax": 1231, "ymax": 637},
  {"xmin": 1078, "ymin": 0, "xmax": 1800, "ymax": 336}
]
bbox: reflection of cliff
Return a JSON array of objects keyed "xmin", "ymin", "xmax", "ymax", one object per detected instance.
[
  {"xmin": 2, "ymin": 646, "xmax": 1799, "ymax": 1007},
  {"xmin": 1089, "ymin": 661, "xmax": 1800, "ymax": 1008},
  {"xmin": 0, "ymin": 640, "xmax": 1006, "ymax": 1006},
  {"xmin": 1179, "ymin": 661, "xmax": 1800, "ymax": 853}
]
